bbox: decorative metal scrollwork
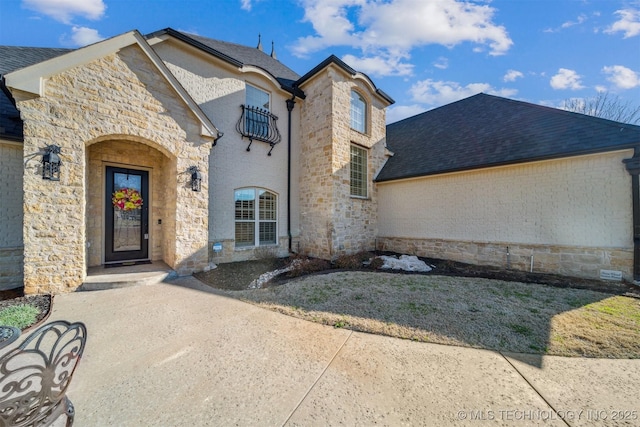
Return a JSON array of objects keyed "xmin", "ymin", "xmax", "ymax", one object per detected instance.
[
  {"xmin": 236, "ymin": 104, "xmax": 282, "ymax": 155},
  {"xmin": 0, "ymin": 321, "xmax": 87, "ymax": 427}
]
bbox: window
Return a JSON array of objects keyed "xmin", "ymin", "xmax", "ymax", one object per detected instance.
[
  {"xmin": 350, "ymin": 144, "xmax": 368, "ymax": 198},
  {"xmin": 350, "ymin": 90, "xmax": 366, "ymax": 133},
  {"xmin": 235, "ymin": 188, "xmax": 277, "ymax": 247},
  {"xmin": 246, "ymin": 84, "xmax": 270, "ymax": 139},
  {"xmin": 246, "ymin": 84, "xmax": 270, "ymax": 110}
]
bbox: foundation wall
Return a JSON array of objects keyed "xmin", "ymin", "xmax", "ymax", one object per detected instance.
[{"xmin": 377, "ymin": 237, "xmax": 633, "ymax": 281}]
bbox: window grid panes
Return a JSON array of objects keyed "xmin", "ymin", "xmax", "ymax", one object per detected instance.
[
  {"xmin": 246, "ymin": 84, "xmax": 270, "ymax": 110},
  {"xmin": 235, "ymin": 188, "xmax": 277, "ymax": 247},
  {"xmin": 350, "ymin": 91, "xmax": 366, "ymax": 133},
  {"xmin": 246, "ymin": 85, "xmax": 270, "ymax": 139},
  {"xmin": 350, "ymin": 145, "xmax": 368, "ymax": 198}
]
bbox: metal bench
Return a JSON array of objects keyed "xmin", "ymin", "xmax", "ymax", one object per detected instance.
[{"xmin": 0, "ymin": 321, "xmax": 87, "ymax": 427}]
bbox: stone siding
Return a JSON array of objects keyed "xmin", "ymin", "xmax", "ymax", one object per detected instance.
[
  {"xmin": 377, "ymin": 237, "xmax": 634, "ymax": 282},
  {"xmin": 298, "ymin": 66, "xmax": 389, "ymax": 259},
  {"xmin": 12, "ymin": 45, "xmax": 211, "ymax": 294}
]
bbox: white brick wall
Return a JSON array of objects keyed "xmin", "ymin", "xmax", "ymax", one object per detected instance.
[
  {"xmin": 155, "ymin": 41, "xmax": 296, "ymax": 261},
  {"xmin": 378, "ymin": 150, "xmax": 634, "ymax": 248},
  {"xmin": 0, "ymin": 141, "xmax": 23, "ymax": 289},
  {"xmin": 0, "ymin": 142, "xmax": 23, "ymax": 247}
]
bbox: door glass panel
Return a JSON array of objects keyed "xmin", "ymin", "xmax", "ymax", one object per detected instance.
[{"xmin": 112, "ymin": 173, "xmax": 143, "ymax": 252}]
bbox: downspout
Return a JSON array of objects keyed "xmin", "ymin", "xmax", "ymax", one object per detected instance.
[
  {"xmin": 286, "ymin": 88, "xmax": 297, "ymax": 253},
  {"xmin": 623, "ymin": 148, "xmax": 640, "ymax": 282}
]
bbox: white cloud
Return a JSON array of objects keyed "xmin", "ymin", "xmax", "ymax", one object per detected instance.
[
  {"xmin": 561, "ymin": 14, "xmax": 587, "ymax": 29},
  {"xmin": 23, "ymin": 0, "xmax": 106, "ymax": 24},
  {"xmin": 240, "ymin": 0, "xmax": 252, "ymax": 11},
  {"xmin": 293, "ymin": 0, "xmax": 512, "ymax": 76},
  {"xmin": 503, "ymin": 69, "xmax": 523, "ymax": 82},
  {"xmin": 433, "ymin": 57, "xmax": 449, "ymax": 70},
  {"xmin": 550, "ymin": 68, "xmax": 584, "ymax": 90},
  {"xmin": 70, "ymin": 26, "xmax": 104, "ymax": 46},
  {"xmin": 546, "ymin": 13, "xmax": 588, "ymax": 32},
  {"xmin": 341, "ymin": 53, "xmax": 413, "ymax": 77},
  {"xmin": 605, "ymin": 9, "xmax": 640, "ymax": 38},
  {"xmin": 603, "ymin": 65, "xmax": 640, "ymax": 89},
  {"xmin": 386, "ymin": 104, "xmax": 427, "ymax": 124},
  {"xmin": 409, "ymin": 79, "xmax": 516, "ymax": 106}
]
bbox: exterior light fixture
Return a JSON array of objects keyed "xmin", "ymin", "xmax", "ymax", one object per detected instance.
[
  {"xmin": 42, "ymin": 145, "xmax": 61, "ymax": 181},
  {"xmin": 189, "ymin": 166, "xmax": 202, "ymax": 192}
]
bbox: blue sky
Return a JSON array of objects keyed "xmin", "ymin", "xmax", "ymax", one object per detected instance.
[{"xmin": 1, "ymin": 0, "xmax": 639, "ymax": 124}]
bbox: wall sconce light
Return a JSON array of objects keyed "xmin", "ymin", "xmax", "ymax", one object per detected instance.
[
  {"xmin": 188, "ymin": 166, "xmax": 202, "ymax": 192},
  {"xmin": 42, "ymin": 144, "xmax": 61, "ymax": 181}
]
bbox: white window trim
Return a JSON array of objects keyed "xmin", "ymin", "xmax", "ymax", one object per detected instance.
[
  {"xmin": 234, "ymin": 187, "xmax": 278, "ymax": 248},
  {"xmin": 350, "ymin": 90, "xmax": 367, "ymax": 134},
  {"xmin": 350, "ymin": 144, "xmax": 368, "ymax": 198}
]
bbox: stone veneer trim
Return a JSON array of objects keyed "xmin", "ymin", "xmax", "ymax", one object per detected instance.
[
  {"xmin": 377, "ymin": 237, "xmax": 633, "ymax": 282},
  {"xmin": 13, "ymin": 45, "xmax": 212, "ymax": 294}
]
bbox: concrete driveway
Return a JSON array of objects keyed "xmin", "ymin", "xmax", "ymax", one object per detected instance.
[{"xmin": 46, "ymin": 276, "xmax": 639, "ymax": 426}]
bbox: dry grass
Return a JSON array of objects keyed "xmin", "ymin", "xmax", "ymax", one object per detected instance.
[{"xmin": 228, "ymin": 271, "xmax": 640, "ymax": 358}]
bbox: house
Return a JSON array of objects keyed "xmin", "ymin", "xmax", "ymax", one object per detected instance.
[
  {"xmin": 376, "ymin": 93, "xmax": 640, "ymax": 281},
  {"xmin": 1, "ymin": 28, "xmax": 639, "ymax": 295},
  {"xmin": 0, "ymin": 28, "xmax": 392, "ymax": 294}
]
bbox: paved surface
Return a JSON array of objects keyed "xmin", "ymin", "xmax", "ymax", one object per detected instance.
[{"xmin": 40, "ymin": 277, "xmax": 640, "ymax": 426}]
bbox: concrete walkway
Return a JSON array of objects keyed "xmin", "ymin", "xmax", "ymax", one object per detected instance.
[{"xmin": 46, "ymin": 277, "xmax": 639, "ymax": 426}]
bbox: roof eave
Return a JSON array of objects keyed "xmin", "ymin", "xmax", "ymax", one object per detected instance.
[
  {"xmin": 146, "ymin": 28, "xmax": 243, "ymax": 68},
  {"xmin": 147, "ymin": 28, "xmax": 304, "ymax": 99},
  {"xmin": 296, "ymin": 55, "xmax": 394, "ymax": 105},
  {"xmin": 375, "ymin": 145, "xmax": 639, "ymax": 183}
]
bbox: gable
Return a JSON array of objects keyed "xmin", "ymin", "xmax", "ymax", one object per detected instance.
[
  {"xmin": 2, "ymin": 31, "xmax": 220, "ymax": 139},
  {"xmin": 377, "ymin": 93, "xmax": 640, "ymax": 182}
]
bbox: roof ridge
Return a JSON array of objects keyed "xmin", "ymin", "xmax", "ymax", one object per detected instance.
[{"xmin": 482, "ymin": 92, "xmax": 640, "ymax": 130}]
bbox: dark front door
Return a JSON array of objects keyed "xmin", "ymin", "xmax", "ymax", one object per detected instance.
[{"xmin": 105, "ymin": 166, "xmax": 149, "ymax": 263}]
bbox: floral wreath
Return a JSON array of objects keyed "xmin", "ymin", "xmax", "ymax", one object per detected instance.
[{"xmin": 112, "ymin": 188, "xmax": 143, "ymax": 211}]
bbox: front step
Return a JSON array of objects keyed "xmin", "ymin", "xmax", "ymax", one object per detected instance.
[{"xmin": 81, "ymin": 262, "xmax": 178, "ymax": 291}]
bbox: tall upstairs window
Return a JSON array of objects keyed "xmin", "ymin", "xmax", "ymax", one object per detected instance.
[
  {"xmin": 246, "ymin": 84, "xmax": 270, "ymax": 111},
  {"xmin": 237, "ymin": 84, "xmax": 281, "ymax": 154},
  {"xmin": 350, "ymin": 144, "xmax": 368, "ymax": 198},
  {"xmin": 350, "ymin": 90, "xmax": 367, "ymax": 133},
  {"xmin": 235, "ymin": 188, "xmax": 277, "ymax": 247}
]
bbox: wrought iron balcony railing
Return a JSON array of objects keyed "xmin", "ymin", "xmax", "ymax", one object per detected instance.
[{"xmin": 236, "ymin": 104, "xmax": 282, "ymax": 155}]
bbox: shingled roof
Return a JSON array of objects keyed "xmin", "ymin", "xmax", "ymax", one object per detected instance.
[
  {"xmin": 147, "ymin": 28, "xmax": 301, "ymax": 93},
  {"xmin": 0, "ymin": 46, "xmax": 73, "ymax": 141},
  {"xmin": 376, "ymin": 93, "xmax": 640, "ymax": 182}
]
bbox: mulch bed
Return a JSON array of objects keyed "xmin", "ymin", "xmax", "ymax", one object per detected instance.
[{"xmin": 199, "ymin": 252, "xmax": 640, "ymax": 298}]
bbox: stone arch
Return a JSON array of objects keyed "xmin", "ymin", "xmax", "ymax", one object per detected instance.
[{"xmin": 85, "ymin": 135, "xmax": 179, "ymax": 269}]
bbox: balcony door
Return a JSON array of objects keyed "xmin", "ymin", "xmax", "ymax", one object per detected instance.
[{"xmin": 105, "ymin": 166, "xmax": 149, "ymax": 264}]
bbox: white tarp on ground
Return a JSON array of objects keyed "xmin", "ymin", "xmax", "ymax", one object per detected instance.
[
  {"xmin": 250, "ymin": 255, "xmax": 432, "ymax": 289},
  {"xmin": 378, "ymin": 255, "xmax": 432, "ymax": 272}
]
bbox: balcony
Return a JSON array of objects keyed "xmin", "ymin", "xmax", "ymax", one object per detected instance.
[{"xmin": 236, "ymin": 105, "xmax": 282, "ymax": 155}]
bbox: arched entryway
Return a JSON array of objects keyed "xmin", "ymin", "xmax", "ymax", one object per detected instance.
[{"xmin": 86, "ymin": 137, "xmax": 175, "ymax": 269}]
